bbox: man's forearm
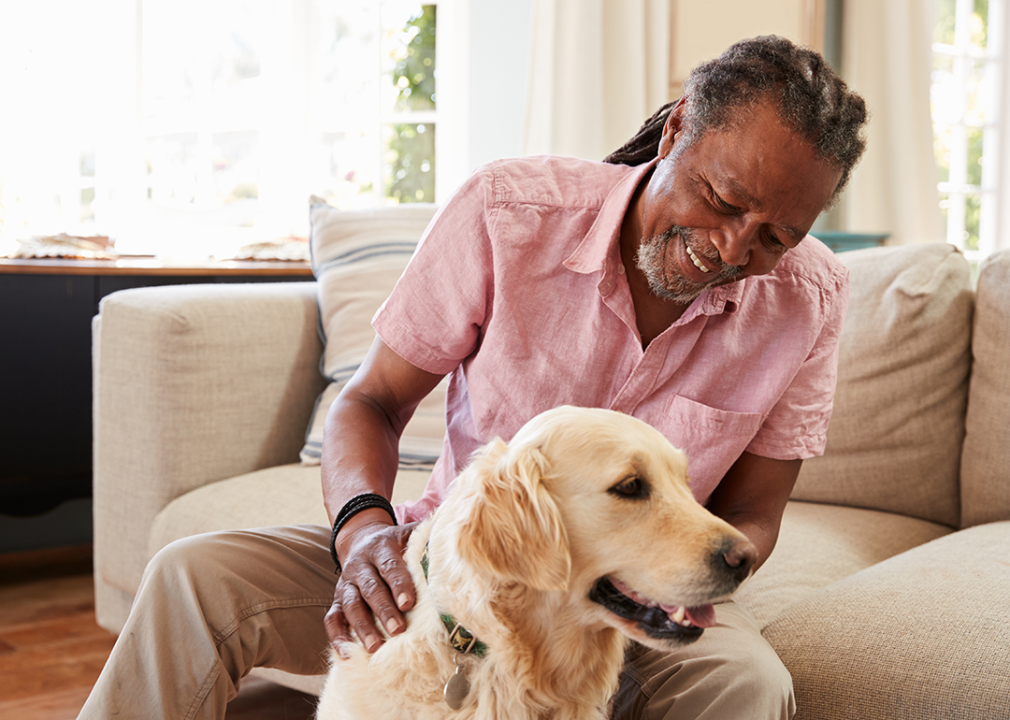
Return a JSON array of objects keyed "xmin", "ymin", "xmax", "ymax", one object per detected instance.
[{"xmin": 320, "ymin": 390, "xmax": 403, "ymax": 526}]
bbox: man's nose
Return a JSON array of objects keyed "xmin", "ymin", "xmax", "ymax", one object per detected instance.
[{"xmin": 711, "ymin": 219, "xmax": 761, "ymax": 268}]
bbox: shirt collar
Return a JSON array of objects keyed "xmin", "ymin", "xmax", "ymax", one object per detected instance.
[
  {"xmin": 563, "ymin": 158, "xmax": 746, "ymax": 319},
  {"xmin": 563, "ymin": 159, "xmax": 656, "ymax": 276}
]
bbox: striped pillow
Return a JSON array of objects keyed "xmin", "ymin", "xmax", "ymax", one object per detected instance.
[{"xmin": 300, "ymin": 198, "xmax": 446, "ymax": 468}]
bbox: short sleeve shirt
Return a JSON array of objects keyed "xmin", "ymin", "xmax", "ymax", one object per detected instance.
[{"xmin": 373, "ymin": 155, "xmax": 850, "ymax": 524}]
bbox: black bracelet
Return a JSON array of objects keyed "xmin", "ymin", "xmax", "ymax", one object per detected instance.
[{"xmin": 329, "ymin": 493, "xmax": 398, "ymax": 573}]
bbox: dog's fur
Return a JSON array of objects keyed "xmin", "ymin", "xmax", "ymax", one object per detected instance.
[{"xmin": 316, "ymin": 406, "xmax": 755, "ymax": 720}]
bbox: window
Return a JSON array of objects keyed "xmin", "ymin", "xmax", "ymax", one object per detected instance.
[
  {"xmin": 931, "ymin": 0, "xmax": 1003, "ymax": 262},
  {"xmin": 0, "ymin": 0, "xmax": 450, "ymax": 257}
]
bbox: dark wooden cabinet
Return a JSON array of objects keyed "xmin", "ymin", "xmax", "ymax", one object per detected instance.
[{"xmin": 0, "ymin": 258, "xmax": 314, "ymax": 551}]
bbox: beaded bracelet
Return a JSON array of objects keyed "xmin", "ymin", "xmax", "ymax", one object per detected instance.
[{"xmin": 329, "ymin": 493, "xmax": 398, "ymax": 573}]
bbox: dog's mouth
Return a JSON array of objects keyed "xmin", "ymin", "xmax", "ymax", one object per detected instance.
[{"xmin": 589, "ymin": 577, "xmax": 716, "ymax": 641}]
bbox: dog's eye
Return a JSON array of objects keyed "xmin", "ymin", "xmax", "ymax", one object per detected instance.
[{"xmin": 609, "ymin": 476, "xmax": 649, "ymax": 500}]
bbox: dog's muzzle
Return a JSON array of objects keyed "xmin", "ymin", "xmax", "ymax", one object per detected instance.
[{"xmin": 589, "ymin": 577, "xmax": 715, "ymax": 643}]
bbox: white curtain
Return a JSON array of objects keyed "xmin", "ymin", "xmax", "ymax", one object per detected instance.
[
  {"xmin": 523, "ymin": 0, "xmax": 671, "ymax": 161},
  {"xmin": 840, "ymin": 0, "xmax": 945, "ymax": 245}
]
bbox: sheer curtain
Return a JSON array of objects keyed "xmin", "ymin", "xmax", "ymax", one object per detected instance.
[
  {"xmin": 522, "ymin": 0, "xmax": 670, "ymax": 161},
  {"xmin": 521, "ymin": 0, "xmax": 947, "ymax": 247},
  {"xmin": 840, "ymin": 0, "xmax": 945, "ymax": 245}
]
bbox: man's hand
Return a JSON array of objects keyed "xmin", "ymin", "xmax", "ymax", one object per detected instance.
[
  {"xmin": 324, "ymin": 519, "xmax": 420, "ymax": 659},
  {"xmin": 320, "ymin": 338, "xmax": 443, "ymax": 658}
]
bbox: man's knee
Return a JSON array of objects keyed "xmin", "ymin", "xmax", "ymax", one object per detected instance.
[
  {"xmin": 140, "ymin": 531, "xmax": 250, "ymax": 605},
  {"xmin": 701, "ymin": 641, "xmax": 794, "ymax": 714},
  {"xmin": 615, "ymin": 634, "xmax": 795, "ymax": 719}
]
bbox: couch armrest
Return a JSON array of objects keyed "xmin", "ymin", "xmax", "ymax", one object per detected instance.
[{"xmin": 93, "ymin": 281, "xmax": 326, "ymax": 601}]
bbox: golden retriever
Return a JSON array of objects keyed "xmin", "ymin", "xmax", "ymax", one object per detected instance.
[{"xmin": 316, "ymin": 406, "xmax": 756, "ymax": 720}]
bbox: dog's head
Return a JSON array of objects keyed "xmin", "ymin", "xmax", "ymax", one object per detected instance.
[{"xmin": 446, "ymin": 406, "xmax": 756, "ymax": 650}]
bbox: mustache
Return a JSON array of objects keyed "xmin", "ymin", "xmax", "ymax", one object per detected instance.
[{"xmin": 662, "ymin": 227, "xmax": 742, "ymax": 280}]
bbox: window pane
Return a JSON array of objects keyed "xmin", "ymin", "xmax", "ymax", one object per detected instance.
[
  {"xmin": 965, "ymin": 193, "xmax": 981, "ymax": 250},
  {"xmin": 316, "ymin": 130, "xmax": 379, "ymax": 209},
  {"xmin": 317, "ymin": 2, "xmax": 377, "ymax": 129},
  {"xmin": 80, "ymin": 148, "xmax": 96, "ymax": 179},
  {"xmin": 384, "ymin": 123, "xmax": 435, "ymax": 203},
  {"xmin": 383, "ymin": 4, "xmax": 436, "ymax": 113},
  {"xmin": 931, "ymin": 54, "xmax": 958, "ymax": 125},
  {"xmin": 143, "ymin": 0, "xmax": 265, "ymax": 115},
  {"xmin": 966, "ymin": 126, "xmax": 984, "ymax": 186},
  {"xmin": 938, "ymin": 191, "xmax": 950, "ymax": 232},
  {"xmin": 210, "ymin": 1, "xmax": 264, "ymax": 95},
  {"xmin": 147, "ymin": 133, "xmax": 200, "ymax": 203},
  {"xmin": 934, "ymin": 0, "xmax": 956, "ymax": 45},
  {"xmin": 213, "ymin": 130, "xmax": 259, "ymax": 203},
  {"xmin": 933, "ymin": 122, "xmax": 952, "ymax": 184},
  {"xmin": 81, "ymin": 188, "xmax": 96, "ymax": 224},
  {"xmin": 143, "ymin": 0, "xmax": 202, "ymax": 110},
  {"xmin": 964, "ymin": 58, "xmax": 991, "ymax": 126},
  {"xmin": 971, "ymin": 0, "xmax": 989, "ymax": 51}
]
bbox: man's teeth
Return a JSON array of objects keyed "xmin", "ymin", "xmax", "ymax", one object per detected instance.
[{"xmin": 686, "ymin": 244, "xmax": 711, "ymax": 273}]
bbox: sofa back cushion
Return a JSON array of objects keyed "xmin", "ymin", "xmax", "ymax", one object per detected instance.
[
  {"xmin": 299, "ymin": 199, "xmax": 446, "ymax": 467},
  {"xmin": 961, "ymin": 249, "xmax": 1010, "ymax": 527},
  {"xmin": 791, "ymin": 243, "xmax": 973, "ymax": 527}
]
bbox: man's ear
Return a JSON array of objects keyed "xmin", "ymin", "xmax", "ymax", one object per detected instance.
[
  {"xmin": 455, "ymin": 439, "xmax": 571, "ymax": 592},
  {"xmin": 658, "ymin": 94, "xmax": 690, "ymax": 159}
]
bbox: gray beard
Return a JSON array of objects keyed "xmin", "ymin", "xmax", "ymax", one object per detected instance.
[{"xmin": 635, "ymin": 226, "xmax": 742, "ymax": 304}]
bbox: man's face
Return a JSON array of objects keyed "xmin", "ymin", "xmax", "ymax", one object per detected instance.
[{"xmin": 635, "ymin": 98, "xmax": 842, "ymax": 304}]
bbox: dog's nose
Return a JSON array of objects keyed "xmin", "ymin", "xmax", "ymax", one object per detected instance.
[{"xmin": 718, "ymin": 537, "xmax": 757, "ymax": 583}]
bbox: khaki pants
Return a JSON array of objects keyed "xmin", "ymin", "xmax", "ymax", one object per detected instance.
[{"xmin": 79, "ymin": 525, "xmax": 794, "ymax": 720}]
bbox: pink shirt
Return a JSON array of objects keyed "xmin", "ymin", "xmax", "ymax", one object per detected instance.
[{"xmin": 374, "ymin": 156, "xmax": 849, "ymax": 524}]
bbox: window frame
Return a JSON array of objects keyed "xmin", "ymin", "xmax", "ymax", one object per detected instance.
[{"xmin": 931, "ymin": 0, "xmax": 1006, "ymax": 262}]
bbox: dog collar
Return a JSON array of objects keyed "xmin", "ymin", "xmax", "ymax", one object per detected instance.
[{"xmin": 421, "ymin": 544, "xmax": 489, "ymax": 658}]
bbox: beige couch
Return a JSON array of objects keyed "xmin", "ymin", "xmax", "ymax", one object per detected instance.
[{"xmin": 92, "ymin": 222, "xmax": 1010, "ymax": 718}]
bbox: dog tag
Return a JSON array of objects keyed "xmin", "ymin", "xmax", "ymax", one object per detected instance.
[{"xmin": 444, "ymin": 664, "xmax": 470, "ymax": 710}]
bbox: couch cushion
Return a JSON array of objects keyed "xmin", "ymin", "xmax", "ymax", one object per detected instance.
[
  {"xmin": 961, "ymin": 249, "xmax": 1010, "ymax": 527},
  {"xmin": 148, "ymin": 464, "xmax": 432, "ymax": 557},
  {"xmin": 299, "ymin": 199, "xmax": 446, "ymax": 467},
  {"xmin": 790, "ymin": 243, "xmax": 973, "ymax": 527},
  {"xmin": 762, "ymin": 521, "xmax": 1010, "ymax": 720},
  {"xmin": 733, "ymin": 500, "xmax": 951, "ymax": 627}
]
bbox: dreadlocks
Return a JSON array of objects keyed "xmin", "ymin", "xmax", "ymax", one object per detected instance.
[{"xmin": 604, "ymin": 35, "xmax": 867, "ymax": 202}]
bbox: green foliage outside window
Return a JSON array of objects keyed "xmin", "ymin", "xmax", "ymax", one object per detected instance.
[
  {"xmin": 934, "ymin": 0, "xmax": 989, "ymax": 48},
  {"xmin": 386, "ymin": 5, "xmax": 436, "ymax": 204}
]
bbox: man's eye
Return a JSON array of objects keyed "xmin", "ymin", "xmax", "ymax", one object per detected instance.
[
  {"xmin": 764, "ymin": 230, "xmax": 786, "ymax": 250},
  {"xmin": 609, "ymin": 476, "xmax": 650, "ymax": 499},
  {"xmin": 712, "ymin": 192, "xmax": 741, "ymax": 214}
]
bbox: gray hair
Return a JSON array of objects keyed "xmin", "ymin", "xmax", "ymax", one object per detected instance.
[{"xmin": 605, "ymin": 35, "xmax": 868, "ymax": 202}]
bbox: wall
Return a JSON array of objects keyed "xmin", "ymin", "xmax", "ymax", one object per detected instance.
[
  {"xmin": 457, "ymin": 0, "xmax": 825, "ymax": 179},
  {"xmin": 671, "ymin": 0, "xmax": 823, "ymax": 97},
  {"xmin": 467, "ymin": 0, "xmax": 534, "ymax": 170}
]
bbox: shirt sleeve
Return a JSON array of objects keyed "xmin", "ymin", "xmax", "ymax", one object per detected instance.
[
  {"xmin": 746, "ymin": 267, "xmax": 850, "ymax": 460},
  {"xmin": 372, "ymin": 163, "xmax": 497, "ymax": 375}
]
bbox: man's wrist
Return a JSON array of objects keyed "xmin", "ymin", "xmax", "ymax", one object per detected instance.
[{"xmin": 331, "ymin": 497, "xmax": 397, "ymax": 571}]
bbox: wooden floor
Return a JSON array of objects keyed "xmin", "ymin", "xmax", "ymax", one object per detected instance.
[{"xmin": 0, "ymin": 547, "xmax": 317, "ymax": 719}]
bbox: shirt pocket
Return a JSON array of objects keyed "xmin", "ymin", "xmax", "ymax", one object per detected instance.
[{"xmin": 655, "ymin": 395, "xmax": 764, "ymax": 504}]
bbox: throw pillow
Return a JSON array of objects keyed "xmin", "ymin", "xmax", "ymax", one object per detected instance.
[
  {"xmin": 791, "ymin": 242, "xmax": 973, "ymax": 527},
  {"xmin": 300, "ymin": 198, "xmax": 445, "ymax": 467}
]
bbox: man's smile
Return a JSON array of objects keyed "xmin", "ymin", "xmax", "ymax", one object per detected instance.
[{"xmin": 685, "ymin": 242, "xmax": 712, "ymax": 274}]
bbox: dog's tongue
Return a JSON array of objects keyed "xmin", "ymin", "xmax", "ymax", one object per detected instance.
[
  {"xmin": 659, "ymin": 602, "xmax": 717, "ymax": 629},
  {"xmin": 684, "ymin": 604, "xmax": 716, "ymax": 629}
]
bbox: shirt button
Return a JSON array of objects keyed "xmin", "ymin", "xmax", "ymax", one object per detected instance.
[{"xmin": 617, "ymin": 264, "xmax": 626, "ymax": 274}]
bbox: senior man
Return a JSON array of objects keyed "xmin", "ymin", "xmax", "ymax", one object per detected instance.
[{"xmin": 80, "ymin": 35, "xmax": 867, "ymax": 720}]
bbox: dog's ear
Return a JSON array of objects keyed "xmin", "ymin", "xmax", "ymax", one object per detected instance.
[{"xmin": 455, "ymin": 439, "xmax": 571, "ymax": 591}]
